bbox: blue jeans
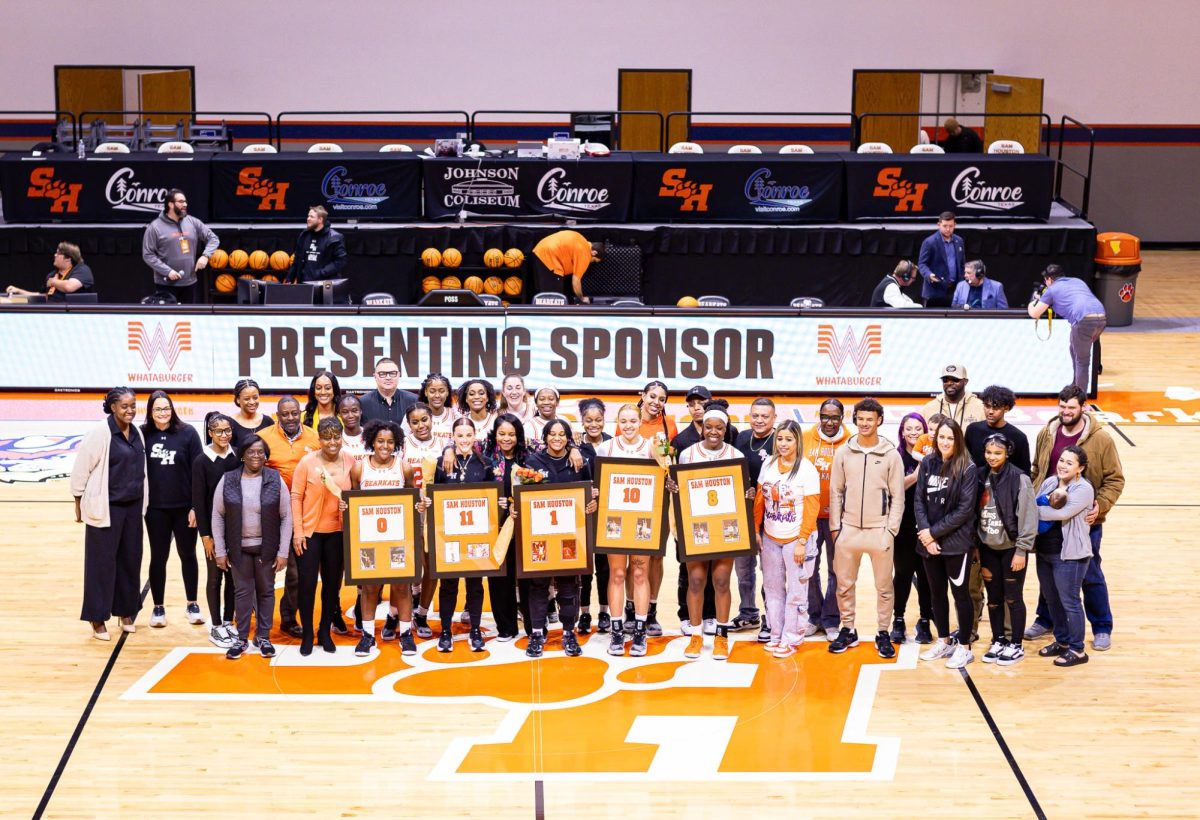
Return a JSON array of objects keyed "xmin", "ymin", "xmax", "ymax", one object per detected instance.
[
  {"xmin": 735, "ymin": 553, "xmax": 760, "ymax": 620},
  {"xmin": 1036, "ymin": 552, "xmax": 1091, "ymax": 653},
  {"xmin": 1034, "ymin": 525, "xmax": 1113, "ymax": 634},
  {"xmin": 806, "ymin": 519, "xmax": 841, "ymax": 630}
]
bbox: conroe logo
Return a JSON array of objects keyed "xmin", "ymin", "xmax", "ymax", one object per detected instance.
[
  {"xmin": 871, "ymin": 167, "xmax": 927, "ymax": 212},
  {"xmin": 816, "ymin": 324, "xmax": 882, "ymax": 386},
  {"xmin": 26, "ymin": 167, "xmax": 82, "ymax": 213},
  {"xmin": 123, "ymin": 625, "xmax": 914, "ymax": 781},
  {"xmin": 658, "ymin": 168, "xmax": 712, "ymax": 212},
  {"xmin": 235, "ymin": 167, "xmax": 290, "ymax": 211},
  {"xmin": 127, "ymin": 320, "xmax": 194, "ymax": 383}
]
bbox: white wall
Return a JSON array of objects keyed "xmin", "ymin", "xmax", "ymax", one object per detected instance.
[{"xmin": 3, "ymin": 0, "xmax": 1196, "ymax": 123}]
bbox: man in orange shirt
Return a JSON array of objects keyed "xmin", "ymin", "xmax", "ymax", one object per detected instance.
[
  {"xmin": 258, "ymin": 397, "xmax": 319, "ymax": 635},
  {"xmin": 531, "ymin": 230, "xmax": 604, "ymax": 303},
  {"xmin": 801, "ymin": 399, "xmax": 850, "ymax": 641}
]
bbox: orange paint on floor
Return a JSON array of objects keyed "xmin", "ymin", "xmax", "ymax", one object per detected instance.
[{"xmin": 395, "ymin": 656, "xmax": 609, "ymax": 704}]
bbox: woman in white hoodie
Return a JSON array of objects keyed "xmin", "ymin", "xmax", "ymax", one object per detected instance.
[{"xmin": 70, "ymin": 388, "xmax": 149, "ymax": 641}]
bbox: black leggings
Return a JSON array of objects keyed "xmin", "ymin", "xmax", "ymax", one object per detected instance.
[
  {"xmin": 204, "ymin": 553, "xmax": 236, "ymax": 624},
  {"xmin": 579, "ymin": 558, "xmax": 610, "ymax": 609},
  {"xmin": 893, "ymin": 526, "xmax": 933, "ymax": 620},
  {"xmin": 923, "ymin": 552, "xmax": 974, "ymax": 644},
  {"xmin": 487, "ymin": 548, "xmax": 519, "ymax": 636},
  {"xmin": 146, "ymin": 506, "xmax": 199, "ymax": 605},
  {"xmin": 296, "ymin": 531, "xmax": 344, "ymax": 636},
  {"xmin": 441, "ymin": 577, "xmax": 484, "ymax": 629},
  {"xmin": 529, "ymin": 575, "xmax": 579, "ymax": 632},
  {"xmin": 979, "ymin": 547, "xmax": 1028, "ymax": 646}
]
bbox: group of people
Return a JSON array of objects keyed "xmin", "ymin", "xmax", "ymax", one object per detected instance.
[{"xmin": 70, "ymin": 359, "xmax": 1122, "ymax": 669}]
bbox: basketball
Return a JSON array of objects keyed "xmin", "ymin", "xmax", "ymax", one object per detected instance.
[
  {"xmin": 209, "ymin": 249, "xmax": 229, "ymax": 269},
  {"xmin": 483, "ymin": 248, "xmax": 505, "ymax": 268},
  {"xmin": 249, "ymin": 250, "xmax": 269, "ymax": 271},
  {"xmin": 503, "ymin": 276, "xmax": 523, "ymax": 296},
  {"xmin": 269, "ymin": 250, "xmax": 290, "ymax": 271},
  {"xmin": 421, "ymin": 275, "xmax": 441, "ymax": 293},
  {"xmin": 483, "ymin": 276, "xmax": 504, "ymax": 295},
  {"xmin": 504, "ymin": 248, "xmax": 524, "ymax": 268},
  {"xmin": 421, "ymin": 248, "xmax": 442, "ymax": 268},
  {"xmin": 442, "ymin": 248, "xmax": 463, "ymax": 268},
  {"xmin": 262, "ymin": 274, "xmax": 280, "ymax": 283},
  {"xmin": 677, "ymin": 296, "xmax": 700, "ymax": 308},
  {"xmin": 214, "ymin": 273, "xmax": 236, "ymax": 293},
  {"xmin": 463, "ymin": 275, "xmax": 484, "ymax": 294},
  {"xmin": 441, "ymin": 275, "xmax": 462, "ymax": 290},
  {"xmin": 238, "ymin": 273, "xmax": 254, "ymax": 280},
  {"xmin": 228, "ymin": 249, "xmax": 249, "ymax": 270}
]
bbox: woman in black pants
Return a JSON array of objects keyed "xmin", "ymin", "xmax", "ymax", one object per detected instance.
[
  {"xmin": 915, "ymin": 418, "xmax": 980, "ymax": 670},
  {"xmin": 433, "ymin": 417, "xmax": 494, "ymax": 652},
  {"xmin": 575, "ymin": 397, "xmax": 611, "ymax": 634},
  {"xmin": 192, "ymin": 412, "xmax": 241, "ymax": 648},
  {"xmin": 70, "ymin": 388, "xmax": 147, "ymax": 640},
  {"xmin": 142, "ymin": 390, "xmax": 204, "ymax": 628},
  {"xmin": 486, "ymin": 413, "xmax": 529, "ymax": 642},
  {"xmin": 519, "ymin": 419, "xmax": 599, "ymax": 659},
  {"xmin": 892, "ymin": 412, "xmax": 935, "ymax": 644}
]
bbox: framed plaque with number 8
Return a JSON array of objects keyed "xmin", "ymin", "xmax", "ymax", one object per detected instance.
[
  {"xmin": 426, "ymin": 482, "xmax": 505, "ymax": 578},
  {"xmin": 342, "ymin": 489, "xmax": 424, "ymax": 585},
  {"xmin": 669, "ymin": 458, "xmax": 757, "ymax": 561}
]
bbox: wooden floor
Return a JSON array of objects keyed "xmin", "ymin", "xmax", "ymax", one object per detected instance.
[{"xmin": 3, "ymin": 251, "xmax": 1200, "ymax": 819}]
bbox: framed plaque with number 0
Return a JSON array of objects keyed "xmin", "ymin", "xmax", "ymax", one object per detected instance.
[{"xmin": 342, "ymin": 489, "xmax": 423, "ymax": 585}]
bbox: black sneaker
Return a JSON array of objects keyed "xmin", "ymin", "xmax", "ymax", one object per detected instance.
[
  {"xmin": 469, "ymin": 627, "xmax": 486, "ymax": 652},
  {"xmin": 437, "ymin": 631, "xmax": 453, "ymax": 653},
  {"xmin": 562, "ymin": 632, "xmax": 583, "ymax": 657},
  {"xmin": 828, "ymin": 627, "xmax": 859, "ymax": 654},
  {"xmin": 608, "ymin": 626, "xmax": 625, "ymax": 656},
  {"xmin": 399, "ymin": 630, "xmax": 417, "ymax": 656},
  {"xmin": 875, "ymin": 631, "xmax": 896, "ymax": 659},
  {"xmin": 645, "ymin": 606, "xmax": 662, "ymax": 638},
  {"xmin": 758, "ymin": 614, "xmax": 771, "ymax": 643},
  {"xmin": 382, "ymin": 614, "xmax": 399, "ymax": 641},
  {"xmin": 225, "ymin": 640, "xmax": 248, "ymax": 660},
  {"xmin": 355, "ymin": 634, "xmax": 376, "ymax": 657},
  {"xmin": 597, "ymin": 611, "xmax": 611, "ymax": 633},
  {"xmin": 630, "ymin": 625, "xmax": 648, "ymax": 657},
  {"xmin": 889, "ymin": 617, "xmax": 907, "ymax": 644},
  {"xmin": 730, "ymin": 614, "xmax": 760, "ymax": 632},
  {"xmin": 982, "ymin": 637, "xmax": 1009, "ymax": 664},
  {"xmin": 576, "ymin": 612, "xmax": 592, "ymax": 635},
  {"xmin": 623, "ymin": 602, "xmax": 635, "ymax": 633},
  {"xmin": 413, "ymin": 613, "xmax": 433, "ymax": 639},
  {"xmin": 281, "ymin": 622, "xmax": 304, "ymax": 638},
  {"xmin": 914, "ymin": 619, "xmax": 934, "ymax": 644},
  {"xmin": 526, "ymin": 631, "xmax": 545, "ymax": 658},
  {"xmin": 259, "ymin": 638, "xmax": 276, "ymax": 658}
]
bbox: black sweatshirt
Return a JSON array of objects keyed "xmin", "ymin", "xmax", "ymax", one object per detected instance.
[
  {"xmin": 192, "ymin": 447, "xmax": 240, "ymax": 538},
  {"xmin": 143, "ymin": 423, "xmax": 203, "ymax": 509},
  {"xmin": 525, "ymin": 450, "xmax": 592, "ymax": 484}
]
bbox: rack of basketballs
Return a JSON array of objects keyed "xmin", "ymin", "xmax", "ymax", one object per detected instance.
[
  {"xmin": 206, "ymin": 247, "xmax": 292, "ymax": 299},
  {"xmin": 420, "ymin": 246, "xmax": 526, "ymax": 305}
]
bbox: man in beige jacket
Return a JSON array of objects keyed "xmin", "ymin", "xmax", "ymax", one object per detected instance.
[
  {"xmin": 828, "ymin": 398, "xmax": 906, "ymax": 659},
  {"xmin": 919, "ymin": 363, "xmax": 986, "ymax": 429}
]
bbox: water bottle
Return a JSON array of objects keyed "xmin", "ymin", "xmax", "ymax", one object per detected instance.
[{"xmin": 77, "ymin": 139, "xmax": 86, "ymax": 159}]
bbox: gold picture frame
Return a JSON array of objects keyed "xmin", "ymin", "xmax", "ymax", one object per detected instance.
[
  {"xmin": 669, "ymin": 458, "xmax": 757, "ymax": 561},
  {"xmin": 342, "ymin": 489, "xmax": 423, "ymax": 585},
  {"xmin": 425, "ymin": 482, "xmax": 505, "ymax": 578},
  {"xmin": 593, "ymin": 457, "xmax": 669, "ymax": 556},
  {"xmin": 514, "ymin": 481, "xmax": 594, "ymax": 579}
]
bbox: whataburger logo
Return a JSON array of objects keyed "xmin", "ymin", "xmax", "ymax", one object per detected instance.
[
  {"xmin": 123, "ymin": 630, "xmax": 915, "ymax": 781},
  {"xmin": 817, "ymin": 324, "xmax": 882, "ymax": 373},
  {"xmin": 128, "ymin": 320, "xmax": 191, "ymax": 370}
]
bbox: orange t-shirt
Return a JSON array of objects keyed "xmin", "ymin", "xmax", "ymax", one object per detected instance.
[
  {"xmin": 291, "ymin": 450, "xmax": 355, "ymax": 536},
  {"xmin": 801, "ymin": 424, "xmax": 849, "ymax": 519},
  {"xmin": 258, "ymin": 423, "xmax": 320, "ymax": 489},
  {"xmin": 913, "ymin": 433, "xmax": 935, "ymax": 458},
  {"xmin": 639, "ymin": 414, "xmax": 678, "ymax": 444},
  {"xmin": 532, "ymin": 230, "xmax": 593, "ymax": 279}
]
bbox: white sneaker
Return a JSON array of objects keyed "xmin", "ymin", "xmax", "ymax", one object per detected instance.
[
  {"xmin": 996, "ymin": 644, "xmax": 1025, "ymax": 666},
  {"xmin": 702, "ymin": 618, "xmax": 717, "ymax": 636},
  {"xmin": 149, "ymin": 606, "xmax": 167, "ymax": 628},
  {"xmin": 982, "ymin": 640, "xmax": 1005, "ymax": 664},
  {"xmin": 208, "ymin": 625, "xmax": 233, "ymax": 649},
  {"xmin": 680, "ymin": 620, "xmax": 695, "ymax": 636},
  {"xmin": 946, "ymin": 644, "xmax": 974, "ymax": 669},
  {"xmin": 185, "ymin": 603, "xmax": 205, "ymax": 625},
  {"xmin": 459, "ymin": 610, "xmax": 471, "ymax": 624},
  {"xmin": 804, "ymin": 622, "xmax": 820, "ymax": 638},
  {"xmin": 920, "ymin": 639, "xmax": 954, "ymax": 661}
]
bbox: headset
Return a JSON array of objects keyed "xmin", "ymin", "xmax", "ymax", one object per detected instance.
[
  {"xmin": 893, "ymin": 260, "xmax": 916, "ymax": 285},
  {"xmin": 983, "ymin": 432, "xmax": 1015, "ymax": 457}
]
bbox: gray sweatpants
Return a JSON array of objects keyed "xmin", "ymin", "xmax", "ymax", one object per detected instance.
[
  {"xmin": 231, "ymin": 550, "xmax": 277, "ymax": 641},
  {"xmin": 1070, "ymin": 314, "xmax": 1106, "ymax": 393}
]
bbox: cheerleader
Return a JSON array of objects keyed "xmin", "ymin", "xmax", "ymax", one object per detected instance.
[
  {"xmin": 302, "ymin": 370, "xmax": 342, "ymax": 431},
  {"xmin": 405, "ymin": 373, "xmax": 455, "ymax": 449},
  {"xmin": 637, "ymin": 380, "xmax": 677, "ymax": 637},
  {"xmin": 672, "ymin": 402, "xmax": 750, "ymax": 661},
  {"xmin": 433, "ymin": 418, "xmax": 493, "ymax": 652},
  {"xmin": 486, "ymin": 413, "xmax": 530, "ymax": 641},
  {"xmin": 594, "ymin": 405, "xmax": 656, "ymax": 656},
  {"xmin": 523, "ymin": 386, "xmax": 561, "ymax": 443},
  {"xmin": 518, "ymin": 419, "xmax": 599, "ymax": 658},
  {"xmin": 229, "ymin": 378, "xmax": 273, "ymax": 449},
  {"xmin": 457, "ymin": 378, "xmax": 497, "ymax": 443}
]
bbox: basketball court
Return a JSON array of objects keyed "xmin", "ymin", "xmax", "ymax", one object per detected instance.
[{"xmin": 3, "ymin": 252, "xmax": 1198, "ymax": 819}]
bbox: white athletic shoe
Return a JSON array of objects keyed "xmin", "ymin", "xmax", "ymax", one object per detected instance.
[
  {"xmin": 680, "ymin": 620, "xmax": 695, "ymax": 636},
  {"xmin": 824, "ymin": 627, "xmax": 840, "ymax": 642},
  {"xmin": 185, "ymin": 603, "xmax": 205, "ymax": 625},
  {"xmin": 208, "ymin": 625, "xmax": 234, "ymax": 649},
  {"xmin": 920, "ymin": 639, "xmax": 955, "ymax": 662},
  {"xmin": 702, "ymin": 618, "xmax": 717, "ymax": 636},
  {"xmin": 946, "ymin": 644, "xmax": 974, "ymax": 669},
  {"xmin": 804, "ymin": 622, "xmax": 820, "ymax": 638},
  {"xmin": 149, "ymin": 606, "xmax": 167, "ymax": 628}
]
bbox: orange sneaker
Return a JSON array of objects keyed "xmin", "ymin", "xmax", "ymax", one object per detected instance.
[
  {"xmin": 712, "ymin": 635, "xmax": 729, "ymax": 661},
  {"xmin": 684, "ymin": 634, "xmax": 704, "ymax": 659}
]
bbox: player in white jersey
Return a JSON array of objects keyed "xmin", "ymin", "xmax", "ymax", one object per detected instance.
[
  {"xmin": 404, "ymin": 373, "xmax": 455, "ymax": 451},
  {"xmin": 457, "ymin": 378, "xmax": 497, "ymax": 443}
]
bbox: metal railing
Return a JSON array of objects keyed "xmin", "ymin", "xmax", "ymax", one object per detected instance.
[
  {"xmin": 274, "ymin": 110, "xmax": 470, "ymax": 150},
  {"xmin": 469, "ymin": 110, "xmax": 665, "ymax": 151},
  {"xmin": 0, "ymin": 110, "xmax": 78, "ymax": 149},
  {"xmin": 1054, "ymin": 115, "xmax": 1096, "ymax": 220},
  {"xmin": 665, "ymin": 111, "xmax": 858, "ymax": 151},
  {"xmin": 78, "ymin": 110, "xmax": 273, "ymax": 150},
  {"xmin": 854, "ymin": 111, "xmax": 1053, "ymax": 155}
]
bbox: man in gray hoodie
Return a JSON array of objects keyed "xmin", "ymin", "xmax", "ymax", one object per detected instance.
[
  {"xmin": 141, "ymin": 189, "xmax": 219, "ymax": 304},
  {"xmin": 828, "ymin": 397, "xmax": 906, "ymax": 658}
]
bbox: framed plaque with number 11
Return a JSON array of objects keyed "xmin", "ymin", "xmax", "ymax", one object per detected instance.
[{"xmin": 425, "ymin": 483, "xmax": 505, "ymax": 578}]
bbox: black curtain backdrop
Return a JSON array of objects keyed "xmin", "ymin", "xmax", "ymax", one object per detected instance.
[{"xmin": 0, "ymin": 223, "xmax": 1094, "ymax": 307}]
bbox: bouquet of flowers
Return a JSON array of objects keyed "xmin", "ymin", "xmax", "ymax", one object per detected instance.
[
  {"xmin": 651, "ymin": 432, "xmax": 675, "ymax": 469},
  {"xmin": 513, "ymin": 466, "xmax": 548, "ymax": 485}
]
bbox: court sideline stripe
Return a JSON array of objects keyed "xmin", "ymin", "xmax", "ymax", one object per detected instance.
[
  {"xmin": 1091, "ymin": 403, "xmax": 1136, "ymax": 447},
  {"xmin": 958, "ymin": 668, "xmax": 1046, "ymax": 820},
  {"xmin": 32, "ymin": 581, "xmax": 150, "ymax": 820}
]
